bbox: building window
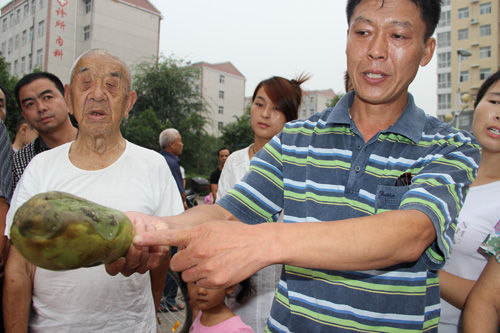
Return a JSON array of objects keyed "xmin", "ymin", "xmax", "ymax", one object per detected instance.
[
  {"xmin": 438, "ymin": 52, "xmax": 451, "ymax": 68},
  {"xmin": 9, "ymin": 14, "xmax": 13, "ymax": 27},
  {"xmin": 24, "ymin": 4, "xmax": 29, "ymax": 18},
  {"xmin": 479, "ymin": 46, "xmax": 491, "ymax": 59},
  {"xmin": 29, "ymin": 26, "xmax": 34, "ymax": 42},
  {"xmin": 14, "ymin": 60, "xmax": 18, "ymax": 76},
  {"xmin": 458, "ymin": 28, "xmax": 468, "ymax": 40},
  {"xmin": 458, "ymin": 7, "xmax": 469, "ymax": 19},
  {"xmin": 437, "ymin": 31, "xmax": 450, "ymax": 47},
  {"xmin": 438, "ymin": 73, "xmax": 451, "ymax": 88},
  {"xmin": 443, "ymin": 0, "xmax": 450, "ymax": 6},
  {"xmin": 479, "ymin": 24, "xmax": 491, "ymax": 37},
  {"xmin": 38, "ymin": 20, "xmax": 45, "ymax": 38},
  {"xmin": 480, "ymin": 2, "xmax": 491, "ymax": 15},
  {"xmin": 2, "ymin": 18, "xmax": 7, "ymax": 32},
  {"xmin": 21, "ymin": 57, "xmax": 25, "ymax": 74},
  {"xmin": 83, "ymin": 25, "xmax": 90, "ymax": 40},
  {"xmin": 480, "ymin": 68, "xmax": 491, "ymax": 81},
  {"xmin": 218, "ymin": 106, "xmax": 224, "ymax": 114},
  {"xmin": 36, "ymin": 48, "xmax": 43, "ymax": 68},
  {"xmin": 438, "ymin": 94, "xmax": 451, "ymax": 110},
  {"xmin": 14, "ymin": 34, "xmax": 20, "ymax": 49},
  {"xmin": 22, "ymin": 30, "xmax": 27, "ymax": 46},
  {"xmin": 16, "ymin": 9, "xmax": 21, "ymax": 25},
  {"xmin": 31, "ymin": 0, "xmax": 36, "ymax": 15},
  {"xmin": 84, "ymin": 0, "xmax": 92, "ymax": 14},
  {"xmin": 1, "ymin": 42, "xmax": 6, "ymax": 56},
  {"xmin": 438, "ymin": 10, "xmax": 450, "ymax": 27},
  {"xmin": 219, "ymin": 75, "xmax": 225, "ymax": 84},
  {"xmin": 28, "ymin": 53, "xmax": 32, "ymax": 71},
  {"xmin": 39, "ymin": 0, "xmax": 45, "ymax": 9},
  {"xmin": 8, "ymin": 38, "xmax": 13, "ymax": 54},
  {"xmin": 460, "ymin": 70, "xmax": 469, "ymax": 82},
  {"xmin": 218, "ymin": 122, "xmax": 223, "ymax": 131},
  {"xmin": 219, "ymin": 90, "xmax": 224, "ymax": 99}
]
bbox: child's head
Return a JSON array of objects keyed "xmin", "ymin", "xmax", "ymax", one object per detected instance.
[{"xmin": 186, "ymin": 278, "xmax": 253, "ymax": 311}]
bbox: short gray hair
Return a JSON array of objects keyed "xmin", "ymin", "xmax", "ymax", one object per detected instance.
[{"xmin": 159, "ymin": 128, "xmax": 179, "ymax": 148}]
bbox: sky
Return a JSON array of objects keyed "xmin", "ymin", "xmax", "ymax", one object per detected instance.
[
  {"xmin": 0, "ymin": 0, "xmax": 438, "ymax": 115},
  {"xmin": 148, "ymin": 0, "xmax": 438, "ymax": 116}
]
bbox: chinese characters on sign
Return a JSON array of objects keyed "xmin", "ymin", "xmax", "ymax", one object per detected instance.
[{"xmin": 53, "ymin": 0, "xmax": 69, "ymax": 60}]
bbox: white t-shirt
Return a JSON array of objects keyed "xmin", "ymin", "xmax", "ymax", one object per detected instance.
[
  {"xmin": 217, "ymin": 145, "xmax": 280, "ymax": 333},
  {"xmin": 216, "ymin": 146, "xmax": 250, "ymax": 201},
  {"xmin": 6, "ymin": 141, "xmax": 184, "ymax": 333},
  {"xmin": 439, "ymin": 180, "xmax": 500, "ymax": 332}
]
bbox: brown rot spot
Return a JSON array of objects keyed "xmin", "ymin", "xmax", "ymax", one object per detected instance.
[
  {"xmin": 80, "ymin": 207, "xmax": 99, "ymax": 222},
  {"xmin": 109, "ymin": 215, "xmax": 117, "ymax": 226}
]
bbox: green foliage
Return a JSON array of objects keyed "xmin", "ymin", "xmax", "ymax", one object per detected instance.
[
  {"xmin": 0, "ymin": 55, "xmax": 21, "ymax": 139},
  {"xmin": 122, "ymin": 55, "xmax": 217, "ymax": 177},
  {"xmin": 121, "ymin": 107, "xmax": 165, "ymax": 150},
  {"xmin": 132, "ymin": 56, "xmax": 206, "ymax": 127},
  {"xmin": 220, "ymin": 106, "xmax": 253, "ymax": 152},
  {"xmin": 326, "ymin": 93, "xmax": 345, "ymax": 109}
]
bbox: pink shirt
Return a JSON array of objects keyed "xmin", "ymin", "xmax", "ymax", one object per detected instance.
[{"xmin": 190, "ymin": 311, "xmax": 255, "ymax": 333}]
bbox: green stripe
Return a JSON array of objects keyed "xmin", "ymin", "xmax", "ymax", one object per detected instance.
[
  {"xmin": 286, "ymin": 266, "xmax": 426, "ymax": 295},
  {"xmin": 284, "ymin": 191, "xmax": 375, "ymax": 216}
]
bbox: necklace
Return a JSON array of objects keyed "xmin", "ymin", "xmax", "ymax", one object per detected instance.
[{"xmin": 251, "ymin": 144, "xmax": 257, "ymax": 155}]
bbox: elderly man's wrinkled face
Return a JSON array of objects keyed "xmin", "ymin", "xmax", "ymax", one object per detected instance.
[{"xmin": 66, "ymin": 53, "xmax": 136, "ymax": 137}]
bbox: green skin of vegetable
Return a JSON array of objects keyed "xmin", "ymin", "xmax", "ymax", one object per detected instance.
[{"xmin": 10, "ymin": 191, "xmax": 134, "ymax": 271}]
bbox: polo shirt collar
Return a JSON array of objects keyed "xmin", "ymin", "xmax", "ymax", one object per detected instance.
[{"xmin": 326, "ymin": 91, "xmax": 426, "ymax": 144}]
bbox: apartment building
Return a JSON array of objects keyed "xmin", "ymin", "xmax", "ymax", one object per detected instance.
[
  {"xmin": 298, "ymin": 89, "xmax": 335, "ymax": 120},
  {"xmin": 436, "ymin": 0, "xmax": 498, "ymax": 131},
  {"xmin": 192, "ymin": 61, "xmax": 246, "ymax": 137},
  {"xmin": 0, "ymin": 0, "xmax": 161, "ymax": 83}
]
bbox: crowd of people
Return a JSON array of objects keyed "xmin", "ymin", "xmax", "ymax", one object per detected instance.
[{"xmin": 0, "ymin": 0, "xmax": 499, "ymax": 332}]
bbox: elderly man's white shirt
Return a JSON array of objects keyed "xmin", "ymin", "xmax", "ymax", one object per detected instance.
[{"xmin": 6, "ymin": 141, "xmax": 183, "ymax": 333}]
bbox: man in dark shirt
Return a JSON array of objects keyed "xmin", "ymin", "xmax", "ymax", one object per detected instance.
[
  {"xmin": 12, "ymin": 72, "xmax": 77, "ymax": 189},
  {"xmin": 209, "ymin": 147, "xmax": 230, "ymax": 203},
  {"xmin": 159, "ymin": 128, "xmax": 187, "ymax": 210}
]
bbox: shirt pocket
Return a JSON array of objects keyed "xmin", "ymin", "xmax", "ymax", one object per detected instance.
[{"xmin": 375, "ymin": 185, "xmax": 409, "ymax": 212}]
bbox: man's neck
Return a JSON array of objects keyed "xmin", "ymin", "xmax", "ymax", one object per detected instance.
[
  {"xmin": 69, "ymin": 133, "xmax": 126, "ymax": 170},
  {"xmin": 349, "ymin": 94, "xmax": 408, "ymax": 143},
  {"xmin": 40, "ymin": 121, "xmax": 78, "ymax": 149}
]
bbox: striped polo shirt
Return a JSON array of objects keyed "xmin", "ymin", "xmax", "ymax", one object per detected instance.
[{"xmin": 218, "ymin": 92, "xmax": 481, "ymax": 332}]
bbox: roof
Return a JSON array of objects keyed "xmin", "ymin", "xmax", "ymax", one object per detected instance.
[
  {"xmin": 305, "ymin": 89, "xmax": 336, "ymax": 99},
  {"xmin": 2, "ymin": 0, "xmax": 161, "ymax": 15},
  {"xmin": 1, "ymin": 0, "xmax": 23, "ymax": 15},
  {"xmin": 192, "ymin": 62, "xmax": 246, "ymax": 79}
]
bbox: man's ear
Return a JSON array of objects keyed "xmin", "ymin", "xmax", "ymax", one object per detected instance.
[
  {"xmin": 124, "ymin": 90, "xmax": 137, "ymax": 119},
  {"xmin": 64, "ymin": 84, "xmax": 73, "ymax": 115}
]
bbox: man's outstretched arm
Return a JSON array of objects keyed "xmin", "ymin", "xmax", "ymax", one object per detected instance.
[{"xmin": 133, "ymin": 207, "xmax": 435, "ymax": 288}]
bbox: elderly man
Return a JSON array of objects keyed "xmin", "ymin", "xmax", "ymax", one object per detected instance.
[
  {"xmin": 4, "ymin": 49, "xmax": 183, "ymax": 332},
  {"xmin": 131, "ymin": 0, "xmax": 481, "ymax": 332}
]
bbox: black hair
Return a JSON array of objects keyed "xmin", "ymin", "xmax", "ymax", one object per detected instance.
[
  {"xmin": 0, "ymin": 85, "xmax": 7, "ymax": 105},
  {"xmin": 234, "ymin": 278, "xmax": 253, "ymax": 304},
  {"xmin": 474, "ymin": 70, "xmax": 500, "ymax": 109},
  {"xmin": 15, "ymin": 114, "xmax": 28, "ymax": 132},
  {"xmin": 346, "ymin": 0, "xmax": 442, "ymax": 41},
  {"xmin": 218, "ymin": 147, "xmax": 231, "ymax": 156},
  {"xmin": 14, "ymin": 72, "xmax": 65, "ymax": 109}
]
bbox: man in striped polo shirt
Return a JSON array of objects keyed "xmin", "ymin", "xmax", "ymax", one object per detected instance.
[{"xmin": 131, "ymin": 0, "xmax": 481, "ymax": 331}]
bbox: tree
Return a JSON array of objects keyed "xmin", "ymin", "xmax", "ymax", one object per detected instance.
[
  {"xmin": 123, "ymin": 55, "xmax": 214, "ymax": 178},
  {"xmin": 132, "ymin": 56, "xmax": 206, "ymax": 127},
  {"xmin": 326, "ymin": 92, "xmax": 345, "ymax": 108},
  {"xmin": 0, "ymin": 56, "xmax": 21, "ymax": 139},
  {"xmin": 121, "ymin": 107, "xmax": 165, "ymax": 150},
  {"xmin": 220, "ymin": 106, "xmax": 253, "ymax": 153}
]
